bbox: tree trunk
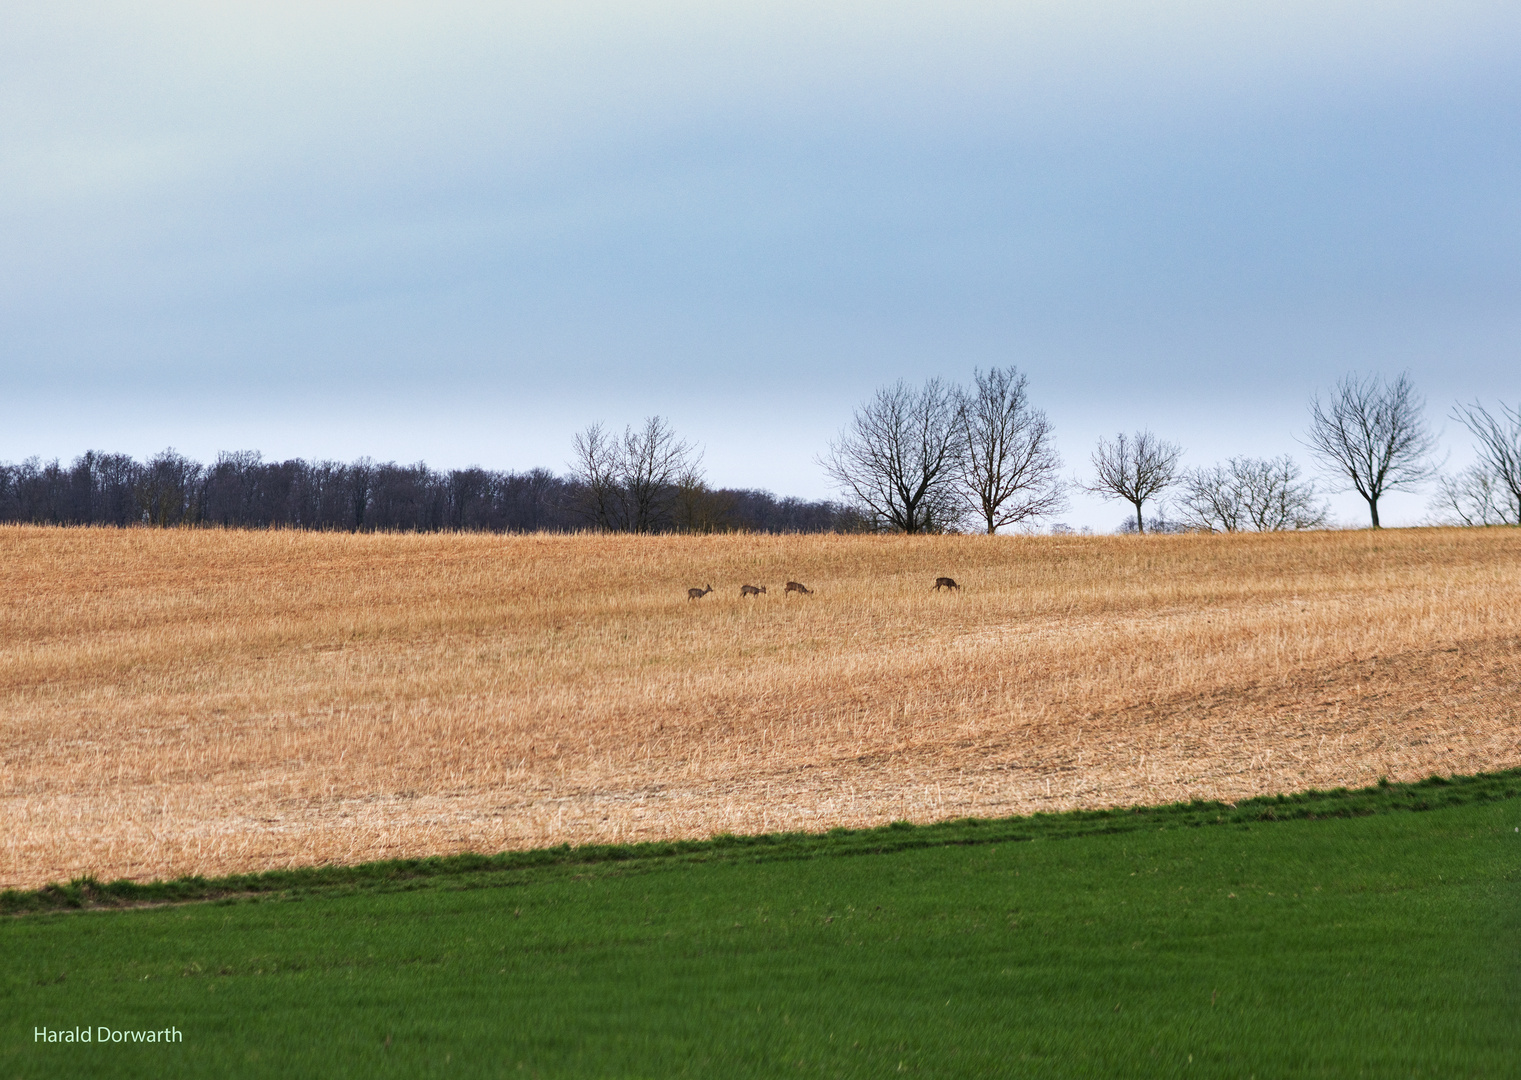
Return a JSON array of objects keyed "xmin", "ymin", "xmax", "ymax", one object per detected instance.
[
  {"xmin": 1133, "ymin": 500, "xmax": 1145, "ymax": 533},
  {"xmin": 1368, "ymin": 496, "xmax": 1381, "ymax": 529}
]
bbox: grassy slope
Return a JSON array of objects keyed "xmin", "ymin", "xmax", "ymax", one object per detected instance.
[{"xmin": 4, "ymin": 779, "xmax": 1519, "ymax": 1078}]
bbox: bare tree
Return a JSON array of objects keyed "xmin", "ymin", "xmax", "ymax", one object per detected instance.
[
  {"xmin": 1177, "ymin": 456, "xmax": 1328, "ymax": 532},
  {"xmin": 570, "ymin": 416, "xmax": 702, "ymax": 532},
  {"xmin": 1303, "ymin": 372, "xmax": 1437, "ymax": 528},
  {"xmin": 1450, "ymin": 400, "xmax": 1521, "ymax": 520},
  {"xmin": 953, "ymin": 366, "xmax": 1066, "ymax": 534},
  {"xmin": 1235, "ymin": 456, "xmax": 1329, "ymax": 531},
  {"xmin": 821, "ymin": 378, "xmax": 962, "ymax": 533},
  {"xmin": 1430, "ymin": 465, "xmax": 1520, "ymax": 526},
  {"xmin": 1085, "ymin": 431, "xmax": 1183, "ymax": 534},
  {"xmin": 1175, "ymin": 462, "xmax": 1245, "ymax": 533},
  {"xmin": 570, "ymin": 422, "xmax": 621, "ymax": 530},
  {"xmin": 618, "ymin": 416, "xmax": 701, "ymax": 533}
]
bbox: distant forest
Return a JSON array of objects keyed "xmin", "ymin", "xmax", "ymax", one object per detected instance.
[{"xmin": 0, "ymin": 450, "xmax": 859, "ymax": 534}]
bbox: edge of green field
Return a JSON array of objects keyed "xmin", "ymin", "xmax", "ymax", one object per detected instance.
[{"xmin": 9, "ymin": 767, "xmax": 1520, "ymax": 917}]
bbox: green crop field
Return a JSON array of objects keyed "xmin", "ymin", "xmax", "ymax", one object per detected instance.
[{"xmin": 4, "ymin": 775, "xmax": 1519, "ymax": 1078}]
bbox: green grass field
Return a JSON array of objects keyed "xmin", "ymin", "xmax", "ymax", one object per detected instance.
[{"xmin": 4, "ymin": 776, "xmax": 1519, "ymax": 1078}]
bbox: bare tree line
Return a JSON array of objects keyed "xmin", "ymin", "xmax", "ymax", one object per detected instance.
[
  {"xmin": 4, "ymin": 370, "xmax": 1514, "ymax": 535},
  {"xmin": 824, "ymin": 366, "xmax": 1517, "ymax": 533},
  {"xmin": 1085, "ymin": 439, "xmax": 1326, "ymax": 534},
  {"xmin": 0, "ymin": 450, "xmax": 855, "ymax": 533}
]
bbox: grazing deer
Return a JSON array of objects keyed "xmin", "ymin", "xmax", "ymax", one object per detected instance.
[
  {"xmin": 933, "ymin": 577, "xmax": 960, "ymax": 591},
  {"xmin": 687, "ymin": 584, "xmax": 713, "ymax": 601},
  {"xmin": 740, "ymin": 584, "xmax": 767, "ymax": 598},
  {"xmin": 784, "ymin": 581, "xmax": 812, "ymax": 596}
]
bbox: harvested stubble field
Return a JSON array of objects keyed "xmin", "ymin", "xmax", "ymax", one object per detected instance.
[{"xmin": 2, "ymin": 524, "xmax": 1518, "ymax": 889}]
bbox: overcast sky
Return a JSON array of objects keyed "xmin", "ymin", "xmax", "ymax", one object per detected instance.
[{"xmin": 3, "ymin": 1, "xmax": 1517, "ymax": 528}]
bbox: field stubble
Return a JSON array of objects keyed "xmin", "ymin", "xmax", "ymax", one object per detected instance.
[{"xmin": 1, "ymin": 525, "xmax": 1517, "ymax": 888}]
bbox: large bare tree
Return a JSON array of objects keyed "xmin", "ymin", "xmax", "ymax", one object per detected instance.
[
  {"xmin": 1085, "ymin": 430, "xmax": 1183, "ymax": 534},
  {"xmin": 1177, "ymin": 456, "xmax": 1327, "ymax": 532},
  {"xmin": 954, "ymin": 366, "xmax": 1066, "ymax": 534},
  {"xmin": 821, "ymin": 378, "xmax": 962, "ymax": 533},
  {"xmin": 1303, "ymin": 372, "xmax": 1437, "ymax": 528}
]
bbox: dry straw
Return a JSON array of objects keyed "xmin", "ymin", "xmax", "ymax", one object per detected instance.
[{"xmin": 1, "ymin": 524, "xmax": 1517, "ymax": 888}]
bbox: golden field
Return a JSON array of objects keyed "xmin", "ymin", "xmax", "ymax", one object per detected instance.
[{"xmin": 1, "ymin": 524, "xmax": 1518, "ymax": 889}]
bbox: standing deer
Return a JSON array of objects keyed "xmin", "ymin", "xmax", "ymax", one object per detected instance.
[
  {"xmin": 739, "ymin": 584, "xmax": 767, "ymax": 598},
  {"xmin": 784, "ymin": 581, "xmax": 812, "ymax": 596},
  {"xmin": 933, "ymin": 577, "xmax": 959, "ymax": 591},
  {"xmin": 687, "ymin": 584, "xmax": 713, "ymax": 601}
]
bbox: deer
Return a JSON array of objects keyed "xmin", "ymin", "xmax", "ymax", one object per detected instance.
[
  {"xmin": 933, "ymin": 577, "xmax": 960, "ymax": 591},
  {"xmin": 784, "ymin": 581, "xmax": 812, "ymax": 596},
  {"xmin": 739, "ymin": 584, "xmax": 767, "ymax": 598},
  {"xmin": 687, "ymin": 584, "xmax": 713, "ymax": 601}
]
